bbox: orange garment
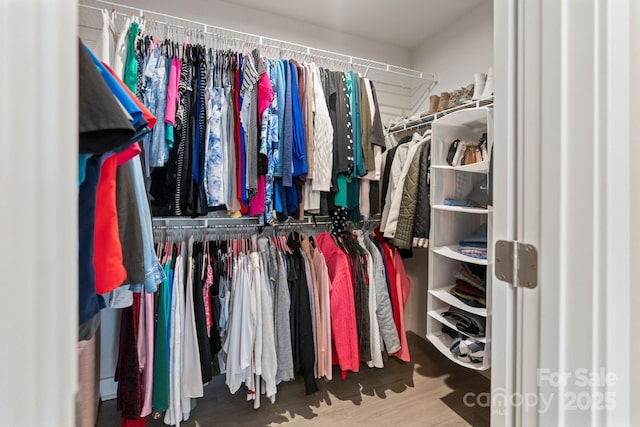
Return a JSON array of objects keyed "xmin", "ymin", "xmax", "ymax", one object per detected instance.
[
  {"xmin": 102, "ymin": 62, "xmax": 156, "ymax": 129},
  {"xmin": 94, "ymin": 61, "xmax": 155, "ymax": 295},
  {"xmin": 94, "ymin": 154, "xmax": 127, "ymax": 294}
]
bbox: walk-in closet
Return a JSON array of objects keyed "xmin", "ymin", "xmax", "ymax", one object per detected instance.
[
  {"xmin": 75, "ymin": 0, "xmax": 495, "ymax": 425},
  {"xmin": 4, "ymin": 0, "xmax": 638, "ymax": 426}
]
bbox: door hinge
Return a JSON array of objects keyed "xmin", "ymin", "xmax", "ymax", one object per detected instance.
[{"xmin": 494, "ymin": 240, "xmax": 538, "ymax": 288}]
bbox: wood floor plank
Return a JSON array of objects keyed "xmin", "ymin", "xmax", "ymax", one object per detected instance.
[{"xmin": 96, "ymin": 333, "xmax": 490, "ymax": 426}]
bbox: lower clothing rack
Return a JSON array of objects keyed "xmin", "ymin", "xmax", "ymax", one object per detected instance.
[{"xmin": 151, "ymin": 214, "xmax": 380, "ymax": 232}]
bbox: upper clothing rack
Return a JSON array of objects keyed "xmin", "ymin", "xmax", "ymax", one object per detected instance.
[{"xmin": 78, "ymin": 0, "xmax": 437, "ymax": 94}]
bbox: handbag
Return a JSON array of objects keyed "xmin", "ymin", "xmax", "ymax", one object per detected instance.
[
  {"xmin": 478, "ymin": 133, "xmax": 489, "ymax": 161},
  {"xmin": 452, "ymin": 141, "xmax": 467, "ymax": 166},
  {"xmin": 446, "ymin": 139, "xmax": 460, "ymax": 165},
  {"xmin": 462, "ymin": 144, "xmax": 482, "ymax": 165}
]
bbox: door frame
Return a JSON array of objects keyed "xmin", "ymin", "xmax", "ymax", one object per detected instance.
[
  {"xmin": 0, "ymin": 0, "xmax": 78, "ymax": 425},
  {"xmin": 492, "ymin": 0, "xmax": 635, "ymax": 425}
]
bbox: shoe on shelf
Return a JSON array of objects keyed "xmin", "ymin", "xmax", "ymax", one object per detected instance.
[
  {"xmin": 480, "ymin": 67, "xmax": 494, "ymax": 98},
  {"xmin": 437, "ymin": 92, "xmax": 451, "ymax": 112},
  {"xmin": 448, "ymin": 89, "xmax": 462, "ymax": 109},
  {"xmin": 427, "ymin": 94, "xmax": 439, "ymax": 115},
  {"xmin": 472, "ymin": 73, "xmax": 486, "ymax": 100},
  {"xmin": 461, "ymin": 83, "xmax": 474, "ymax": 103}
]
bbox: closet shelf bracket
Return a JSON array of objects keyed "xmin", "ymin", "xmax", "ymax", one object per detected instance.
[{"xmin": 495, "ymin": 240, "xmax": 538, "ymax": 289}]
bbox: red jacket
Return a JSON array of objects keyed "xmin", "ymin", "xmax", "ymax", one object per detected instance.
[{"xmin": 315, "ymin": 232, "xmax": 360, "ymax": 375}]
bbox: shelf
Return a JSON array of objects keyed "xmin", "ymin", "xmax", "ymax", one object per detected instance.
[
  {"xmin": 429, "ymin": 288, "xmax": 487, "ymax": 317},
  {"xmin": 432, "ymin": 246, "xmax": 488, "ymax": 265},
  {"xmin": 386, "ymin": 97, "xmax": 494, "ymax": 135},
  {"xmin": 426, "ymin": 333, "xmax": 489, "ymax": 371},
  {"xmin": 433, "ymin": 205, "xmax": 488, "ymax": 214},
  {"xmin": 431, "ymin": 160, "xmax": 489, "ymax": 173},
  {"xmin": 427, "ymin": 309, "xmax": 486, "ymax": 343}
]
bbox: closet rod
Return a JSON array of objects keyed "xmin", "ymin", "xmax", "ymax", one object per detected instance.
[
  {"xmin": 151, "ymin": 216, "xmax": 379, "ymax": 230},
  {"xmin": 151, "ymin": 223, "xmax": 334, "ymax": 231},
  {"xmin": 385, "ymin": 96, "xmax": 494, "ymax": 135},
  {"xmin": 78, "ymin": 0, "xmax": 437, "ymax": 86}
]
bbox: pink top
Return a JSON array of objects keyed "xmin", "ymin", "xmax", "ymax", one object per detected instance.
[
  {"xmin": 165, "ymin": 56, "xmax": 181, "ymax": 125},
  {"xmin": 312, "ymin": 246, "xmax": 333, "ymax": 380},
  {"xmin": 315, "ymin": 232, "xmax": 360, "ymax": 375},
  {"xmin": 248, "ymin": 175, "xmax": 266, "ymax": 216},
  {"xmin": 140, "ymin": 291, "xmax": 155, "ymax": 417},
  {"xmin": 257, "ymin": 60, "xmax": 275, "ymax": 125}
]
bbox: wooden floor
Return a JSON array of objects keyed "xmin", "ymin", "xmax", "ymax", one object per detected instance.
[{"xmin": 96, "ymin": 333, "xmax": 490, "ymax": 427}]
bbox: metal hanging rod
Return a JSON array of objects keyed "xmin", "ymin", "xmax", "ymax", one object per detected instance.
[
  {"xmin": 386, "ymin": 96, "xmax": 494, "ymax": 135},
  {"xmin": 78, "ymin": 0, "xmax": 436, "ymax": 85},
  {"xmin": 151, "ymin": 214, "xmax": 379, "ymax": 230}
]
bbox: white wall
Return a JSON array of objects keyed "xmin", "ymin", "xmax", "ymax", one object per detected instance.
[
  {"xmin": 402, "ymin": 1, "xmax": 493, "ymax": 336},
  {"xmin": 402, "ymin": 249, "xmax": 430, "ymax": 337},
  {"xmin": 411, "ymin": 1, "xmax": 493, "ymax": 108}
]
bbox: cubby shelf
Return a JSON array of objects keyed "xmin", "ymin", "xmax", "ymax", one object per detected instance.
[
  {"xmin": 429, "ymin": 288, "xmax": 487, "ymax": 317},
  {"xmin": 432, "ymin": 245, "xmax": 488, "ymax": 266},
  {"xmin": 427, "ymin": 107, "xmax": 493, "ymax": 371},
  {"xmin": 426, "ymin": 332, "xmax": 490, "ymax": 371},
  {"xmin": 432, "ymin": 205, "xmax": 488, "ymax": 214}
]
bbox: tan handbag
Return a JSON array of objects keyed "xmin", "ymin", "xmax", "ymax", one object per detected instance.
[{"xmin": 463, "ymin": 144, "xmax": 483, "ymax": 165}]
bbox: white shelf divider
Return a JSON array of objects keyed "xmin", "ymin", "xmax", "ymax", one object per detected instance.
[
  {"xmin": 427, "ymin": 309, "xmax": 487, "ymax": 343},
  {"xmin": 431, "ymin": 161, "xmax": 489, "ymax": 173},
  {"xmin": 432, "ymin": 245, "xmax": 488, "ymax": 265},
  {"xmin": 429, "ymin": 288, "xmax": 487, "ymax": 317},
  {"xmin": 432, "ymin": 205, "xmax": 489, "ymax": 214}
]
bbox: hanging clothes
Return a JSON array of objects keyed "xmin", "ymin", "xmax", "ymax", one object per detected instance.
[
  {"xmin": 105, "ymin": 20, "xmax": 387, "ymax": 225},
  {"xmin": 80, "ymin": 22, "xmax": 416, "ymax": 427}
]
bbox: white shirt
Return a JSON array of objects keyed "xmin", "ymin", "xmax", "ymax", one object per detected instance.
[
  {"xmin": 384, "ymin": 136, "xmax": 428, "ymax": 238},
  {"xmin": 182, "ymin": 238, "xmax": 204, "ymax": 399},
  {"xmin": 311, "ymin": 63, "xmax": 334, "ymax": 192}
]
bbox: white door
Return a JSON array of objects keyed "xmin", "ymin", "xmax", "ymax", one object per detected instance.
[
  {"xmin": 0, "ymin": 0, "xmax": 78, "ymax": 426},
  {"xmin": 492, "ymin": 0, "xmax": 638, "ymax": 425}
]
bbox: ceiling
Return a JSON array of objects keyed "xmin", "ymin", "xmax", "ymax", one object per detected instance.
[{"xmin": 220, "ymin": 0, "xmax": 488, "ymax": 49}]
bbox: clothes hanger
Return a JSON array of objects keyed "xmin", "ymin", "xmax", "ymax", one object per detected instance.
[{"xmin": 201, "ymin": 240, "xmax": 207, "ymax": 280}]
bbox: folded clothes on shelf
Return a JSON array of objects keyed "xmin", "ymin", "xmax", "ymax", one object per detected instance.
[
  {"xmin": 457, "ymin": 339, "xmax": 485, "ymax": 364},
  {"xmin": 454, "ymin": 279, "xmax": 486, "ymax": 298},
  {"xmin": 454, "ymin": 263, "xmax": 487, "ymax": 291},
  {"xmin": 457, "ymin": 224, "xmax": 488, "ymax": 259},
  {"xmin": 442, "ymin": 306, "xmax": 486, "ymax": 337},
  {"xmin": 459, "ymin": 224, "xmax": 488, "ymax": 246},
  {"xmin": 457, "ymin": 248, "xmax": 487, "ymax": 259},
  {"xmin": 444, "ymin": 198, "xmax": 482, "ymax": 207},
  {"xmin": 441, "ymin": 325, "xmax": 485, "ymax": 364},
  {"xmin": 450, "ymin": 287, "xmax": 486, "ymax": 308},
  {"xmin": 449, "ymin": 278, "xmax": 487, "ymax": 308}
]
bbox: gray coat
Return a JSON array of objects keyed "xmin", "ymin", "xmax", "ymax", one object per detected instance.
[
  {"xmin": 394, "ymin": 142, "xmax": 426, "ymax": 249},
  {"xmin": 365, "ymin": 237, "xmax": 401, "ymax": 354}
]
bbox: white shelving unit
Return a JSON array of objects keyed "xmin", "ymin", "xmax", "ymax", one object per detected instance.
[{"xmin": 426, "ymin": 107, "xmax": 493, "ymax": 371}]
